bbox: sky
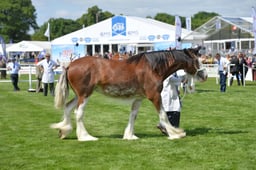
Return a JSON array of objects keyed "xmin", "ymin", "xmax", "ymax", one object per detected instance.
[{"xmin": 31, "ymin": 0, "xmax": 255, "ymax": 26}]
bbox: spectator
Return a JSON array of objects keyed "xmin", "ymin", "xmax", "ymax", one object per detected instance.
[
  {"xmin": 229, "ymin": 54, "xmax": 240, "ymax": 86},
  {"xmin": 35, "ymin": 57, "xmax": 44, "ymax": 93},
  {"xmin": 7, "ymin": 57, "xmax": 21, "ymax": 91},
  {"xmin": 0, "ymin": 59, "xmax": 7, "ymax": 79},
  {"xmin": 37, "ymin": 53, "xmax": 59, "ymax": 96},
  {"xmin": 215, "ymin": 53, "xmax": 228, "ymax": 92},
  {"xmin": 238, "ymin": 52, "xmax": 248, "ymax": 86}
]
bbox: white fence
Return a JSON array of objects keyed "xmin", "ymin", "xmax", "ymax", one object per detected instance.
[{"xmin": 0, "ymin": 64, "xmax": 255, "ymax": 87}]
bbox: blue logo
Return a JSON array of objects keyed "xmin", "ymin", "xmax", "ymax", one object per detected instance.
[
  {"xmin": 162, "ymin": 34, "xmax": 169, "ymax": 40},
  {"xmin": 71, "ymin": 37, "xmax": 78, "ymax": 43},
  {"xmin": 148, "ymin": 35, "xmax": 155, "ymax": 41},
  {"xmin": 112, "ymin": 16, "xmax": 126, "ymax": 37},
  {"xmin": 84, "ymin": 37, "xmax": 91, "ymax": 43}
]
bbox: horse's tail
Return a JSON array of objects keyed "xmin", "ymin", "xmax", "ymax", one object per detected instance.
[{"xmin": 54, "ymin": 65, "xmax": 69, "ymax": 109}]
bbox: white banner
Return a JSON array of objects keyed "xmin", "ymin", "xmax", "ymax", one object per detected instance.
[
  {"xmin": 252, "ymin": 7, "xmax": 256, "ymax": 54},
  {"xmin": 175, "ymin": 16, "xmax": 182, "ymax": 49},
  {"xmin": 186, "ymin": 17, "xmax": 191, "ymax": 31}
]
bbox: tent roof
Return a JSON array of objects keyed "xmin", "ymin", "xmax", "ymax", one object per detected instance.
[
  {"xmin": 183, "ymin": 16, "xmax": 254, "ymax": 40},
  {"xmin": 6, "ymin": 41, "xmax": 51, "ymax": 52},
  {"xmin": 52, "ymin": 15, "xmax": 191, "ymax": 45}
]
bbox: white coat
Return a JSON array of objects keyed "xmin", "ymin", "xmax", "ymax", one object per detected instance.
[
  {"xmin": 37, "ymin": 59, "xmax": 58, "ymax": 83},
  {"xmin": 161, "ymin": 73, "xmax": 182, "ymax": 112}
]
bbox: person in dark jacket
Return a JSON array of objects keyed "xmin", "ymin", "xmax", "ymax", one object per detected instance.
[
  {"xmin": 238, "ymin": 52, "xmax": 248, "ymax": 86},
  {"xmin": 229, "ymin": 54, "xmax": 240, "ymax": 86}
]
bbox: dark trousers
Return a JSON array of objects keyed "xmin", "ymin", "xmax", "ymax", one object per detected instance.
[
  {"xmin": 10, "ymin": 74, "xmax": 20, "ymax": 91},
  {"xmin": 230, "ymin": 72, "xmax": 240, "ymax": 86},
  {"xmin": 219, "ymin": 71, "xmax": 227, "ymax": 92},
  {"xmin": 166, "ymin": 111, "xmax": 180, "ymax": 128},
  {"xmin": 43, "ymin": 83, "xmax": 54, "ymax": 96}
]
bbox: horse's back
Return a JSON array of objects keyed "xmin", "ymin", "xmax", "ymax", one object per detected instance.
[{"xmin": 67, "ymin": 56, "xmax": 145, "ymax": 98}]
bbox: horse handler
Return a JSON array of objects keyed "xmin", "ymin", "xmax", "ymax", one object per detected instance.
[{"xmin": 157, "ymin": 71, "xmax": 185, "ymax": 135}]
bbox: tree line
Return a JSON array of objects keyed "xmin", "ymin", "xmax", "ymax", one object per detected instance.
[{"xmin": 0, "ymin": 0, "xmax": 218, "ymax": 43}]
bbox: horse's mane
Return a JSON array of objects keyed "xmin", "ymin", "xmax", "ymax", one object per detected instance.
[{"xmin": 126, "ymin": 50, "xmax": 175, "ymax": 73}]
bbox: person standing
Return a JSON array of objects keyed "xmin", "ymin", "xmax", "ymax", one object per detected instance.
[
  {"xmin": 237, "ymin": 52, "xmax": 248, "ymax": 86},
  {"xmin": 229, "ymin": 54, "xmax": 240, "ymax": 86},
  {"xmin": 35, "ymin": 57, "xmax": 44, "ymax": 93},
  {"xmin": 37, "ymin": 53, "xmax": 59, "ymax": 96},
  {"xmin": 215, "ymin": 53, "xmax": 228, "ymax": 92},
  {"xmin": 7, "ymin": 57, "xmax": 21, "ymax": 91},
  {"xmin": 157, "ymin": 71, "xmax": 184, "ymax": 135}
]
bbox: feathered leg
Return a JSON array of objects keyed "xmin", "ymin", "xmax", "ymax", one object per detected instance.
[{"xmin": 123, "ymin": 99, "xmax": 142, "ymax": 140}]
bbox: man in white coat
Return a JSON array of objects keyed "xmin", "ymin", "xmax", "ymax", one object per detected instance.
[
  {"xmin": 157, "ymin": 71, "xmax": 185, "ymax": 135},
  {"xmin": 37, "ymin": 53, "xmax": 59, "ymax": 96}
]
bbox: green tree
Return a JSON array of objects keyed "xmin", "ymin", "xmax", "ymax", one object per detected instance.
[
  {"xmin": 192, "ymin": 11, "xmax": 219, "ymax": 29},
  {"xmin": 0, "ymin": 0, "xmax": 38, "ymax": 42},
  {"xmin": 32, "ymin": 18, "xmax": 82, "ymax": 41},
  {"xmin": 154, "ymin": 13, "xmax": 186, "ymax": 29},
  {"xmin": 76, "ymin": 5, "xmax": 114, "ymax": 27},
  {"xmin": 154, "ymin": 11, "xmax": 218, "ymax": 30},
  {"xmin": 154, "ymin": 13, "xmax": 175, "ymax": 25}
]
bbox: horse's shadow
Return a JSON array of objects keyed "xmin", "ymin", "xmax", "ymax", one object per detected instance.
[
  {"xmin": 59, "ymin": 127, "xmax": 247, "ymax": 141},
  {"xmin": 182, "ymin": 127, "xmax": 247, "ymax": 137}
]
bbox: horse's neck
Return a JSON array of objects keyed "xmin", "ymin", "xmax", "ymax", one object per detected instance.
[{"xmin": 162, "ymin": 64, "xmax": 181, "ymax": 80}]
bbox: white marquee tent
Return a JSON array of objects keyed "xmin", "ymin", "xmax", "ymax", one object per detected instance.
[
  {"xmin": 6, "ymin": 41, "xmax": 51, "ymax": 52},
  {"xmin": 52, "ymin": 15, "xmax": 191, "ymax": 45},
  {"xmin": 51, "ymin": 15, "xmax": 191, "ymax": 61}
]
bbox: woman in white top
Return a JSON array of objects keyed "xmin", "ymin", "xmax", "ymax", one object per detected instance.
[{"xmin": 37, "ymin": 53, "xmax": 59, "ymax": 96}]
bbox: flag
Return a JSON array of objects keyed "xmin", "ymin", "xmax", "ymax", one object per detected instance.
[
  {"xmin": 252, "ymin": 7, "xmax": 256, "ymax": 54},
  {"xmin": 175, "ymin": 16, "xmax": 182, "ymax": 49},
  {"xmin": 0, "ymin": 36, "xmax": 7, "ymax": 62},
  {"xmin": 186, "ymin": 17, "xmax": 191, "ymax": 31},
  {"xmin": 44, "ymin": 22, "xmax": 50, "ymax": 40}
]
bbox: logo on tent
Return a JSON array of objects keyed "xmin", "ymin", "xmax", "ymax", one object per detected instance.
[
  {"xmin": 162, "ymin": 34, "xmax": 170, "ymax": 40},
  {"xmin": 112, "ymin": 16, "xmax": 126, "ymax": 37},
  {"xmin": 147, "ymin": 35, "xmax": 155, "ymax": 41},
  {"xmin": 84, "ymin": 37, "xmax": 91, "ymax": 43},
  {"xmin": 71, "ymin": 37, "xmax": 78, "ymax": 43}
]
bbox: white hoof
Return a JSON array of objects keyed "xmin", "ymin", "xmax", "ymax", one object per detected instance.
[
  {"xmin": 50, "ymin": 123, "xmax": 72, "ymax": 139},
  {"xmin": 168, "ymin": 132, "xmax": 186, "ymax": 140},
  {"xmin": 78, "ymin": 135, "xmax": 98, "ymax": 142},
  {"xmin": 173, "ymin": 127, "xmax": 185, "ymax": 134},
  {"xmin": 123, "ymin": 134, "xmax": 139, "ymax": 140},
  {"xmin": 50, "ymin": 122, "xmax": 63, "ymax": 129}
]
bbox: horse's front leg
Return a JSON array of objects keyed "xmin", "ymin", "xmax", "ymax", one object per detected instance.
[
  {"xmin": 123, "ymin": 99, "xmax": 142, "ymax": 140},
  {"xmin": 159, "ymin": 108, "xmax": 186, "ymax": 140},
  {"xmin": 50, "ymin": 97, "xmax": 78, "ymax": 139},
  {"xmin": 76, "ymin": 97, "xmax": 98, "ymax": 141}
]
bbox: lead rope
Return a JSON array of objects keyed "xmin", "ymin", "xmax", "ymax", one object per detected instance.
[{"xmin": 180, "ymin": 83, "xmax": 187, "ymax": 102}]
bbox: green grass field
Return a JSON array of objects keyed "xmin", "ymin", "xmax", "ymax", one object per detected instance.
[{"xmin": 0, "ymin": 76, "xmax": 256, "ymax": 170}]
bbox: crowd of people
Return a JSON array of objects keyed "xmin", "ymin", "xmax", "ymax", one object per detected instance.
[{"xmin": 213, "ymin": 51, "xmax": 256, "ymax": 92}]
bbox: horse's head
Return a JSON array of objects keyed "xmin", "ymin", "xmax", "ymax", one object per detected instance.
[{"xmin": 184, "ymin": 47, "xmax": 207, "ymax": 82}]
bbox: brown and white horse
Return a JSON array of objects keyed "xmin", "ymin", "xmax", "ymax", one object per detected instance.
[{"xmin": 51, "ymin": 47, "xmax": 207, "ymax": 141}]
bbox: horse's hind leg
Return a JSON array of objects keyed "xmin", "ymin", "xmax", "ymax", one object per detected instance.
[
  {"xmin": 76, "ymin": 97, "xmax": 98, "ymax": 141},
  {"xmin": 123, "ymin": 99, "xmax": 142, "ymax": 140},
  {"xmin": 50, "ymin": 97, "xmax": 77, "ymax": 139}
]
